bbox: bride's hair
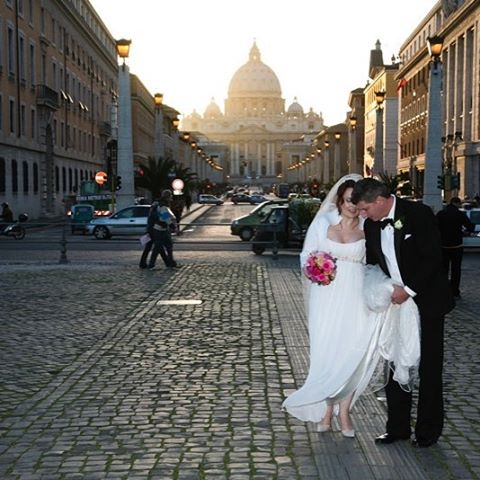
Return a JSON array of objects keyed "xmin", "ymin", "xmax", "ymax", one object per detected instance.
[{"xmin": 335, "ymin": 179, "xmax": 356, "ymax": 213}]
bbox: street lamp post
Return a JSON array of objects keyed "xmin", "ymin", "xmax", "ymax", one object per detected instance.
[
  {"xmin": 154, "ymin": 93, "xmax": 164, "ymax": 161},
  {"xmin": 115, "ymin": 38, "xmax": 135, "ymax": 211},
  {"xmin": 423, "ymin": 35, "xmax": 444, "ymax": 213},
  {"xmin": 172, "ymin": 118, "xmax": 180, "ymax": 163},
  {"xmin": 374, "ymin": 90, "xmax": 385, "ymax": 174},
  {"xmin": 334, "ymin": 132, "xmax": 341, "ymax": 180},
  {"xmin": 349, "ymin": 115, "xmax": 357, "ymax": 174},
  {"xmin": 323, "ymin": 140, "xmax": 330, "ymax": 185}
]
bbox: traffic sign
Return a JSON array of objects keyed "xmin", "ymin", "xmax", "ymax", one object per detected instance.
[{"xmin": 95, "ymin": 171, "xmax": 108, "ymax": 185}]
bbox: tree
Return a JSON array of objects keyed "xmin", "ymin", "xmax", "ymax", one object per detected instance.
[
  {"xmin": 135, "ymin": 156, "xmax": 177, "ymax": 200},
  {"xmin": 173, "ymin": 164, "xmax": 198, "ymax": 209},
  {"xmin": 377, "ymin": 171, "xmax": 400, "ymax": 194}
]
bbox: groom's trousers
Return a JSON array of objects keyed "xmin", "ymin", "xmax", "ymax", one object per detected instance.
[{"xmin": 385, "ymin": 313, "xmax": 445, "ymax": 441}]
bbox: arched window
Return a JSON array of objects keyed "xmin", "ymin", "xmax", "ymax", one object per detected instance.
[
  {"xmin": 55, "ymin": 166, "xmax": 60, "ymax": 192},
  {"xmin": 0, "ymin": 158, "xmax": 5, "ymax": 193},
  {"xmin": 22, "ymin": 161, "xmax": 29, "ymax": 193},
  {"xmin": 33, "ymin": 163, "xmax": 39, "ymax": 193},
  {"xmin": 11, "ymin": 159, "xmax": 18, "ymax": 193},
  {"xmin": 62, "ymin": 166, "xmax": 66, "ymax": 192}
]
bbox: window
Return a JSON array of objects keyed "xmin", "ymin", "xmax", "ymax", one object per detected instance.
[
  {"xmin": 12, "ymin": 159, "xmax": 18, "ymax": 193},
  {"xmin": 62, "ymin": 167, "xmax": 66, "ymax": 192},
  {"xmin": 17, "ymin": 0, "xmax": 24, "ymax": 16},
  {"xmin": 20, "ymin": 105, "xmax": 25, "ymax": 136},
  {"xmin": 9, "ymin": 99, "xmax": 15, "ymax": 134},
  {"xmin": 19, "ymin": 35, "xmax": 25, "ymax": 81},
  {"xmin": 52, "ymin": 62, "xmax": 57, "ymax": 90},
  {"xmin": 55, "ymin": 166, "xmax": 60, "ymax": 192},
  {"xmin": 68, "ymin": 167, "xmax": 72, "ymax": 191},
  {"xmin": 0, "ymin": 159, "xmax": 5, "ymax": 193},
  {"xmin": 7, "ymin": 25, "xmax": 15, "ymax": 75},
  {"xmin": 28, "ymin": 0, "xmax": 33, "ymax": 23},
  {"xmin": 33, "ymin": 163, "xmax": 38, "ymax": 193},
  {"xmin": 40, "ymin": 7, "xmax": 45, "ymax": 34},
  {"xmin": 29, "ymin": 43, "xmax": 35, "ymax": 86},
  {"xmin": 22, "ymin": 161, "xmax": 29, "ymax": 193},
  {"xmin": 0, "ymin": 95, "xmax": 2, "ymax": 131},
  {"xmin": 30, "ymin": 107, "xmax": 35, "ymax": 139}
]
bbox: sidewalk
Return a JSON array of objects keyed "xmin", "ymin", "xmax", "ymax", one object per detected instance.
[{"xmin": 0, "ymin": 252, "xmax": 478, "ymax": 479}]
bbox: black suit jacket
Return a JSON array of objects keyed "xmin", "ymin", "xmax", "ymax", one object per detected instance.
[{"xmin": 364, "ymin": 197, "xmax": 454, "ymax": 318}]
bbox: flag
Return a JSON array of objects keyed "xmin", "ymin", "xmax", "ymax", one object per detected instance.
[{"xmin": 397, "ymin": 78, "xmax": 408, "ymax": 92}]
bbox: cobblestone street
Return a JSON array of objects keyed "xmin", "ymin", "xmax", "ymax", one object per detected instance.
[{"xmin": 0, "ymin": 251, "xmax": 479, "ymax": 479}]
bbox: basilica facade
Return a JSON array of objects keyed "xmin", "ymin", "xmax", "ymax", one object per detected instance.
[{"xmin": 182, "ymin": 42, "xmax": 324, "ymax": 186}]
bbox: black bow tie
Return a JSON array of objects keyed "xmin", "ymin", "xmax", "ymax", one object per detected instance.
[{"xmin": 379, "ymin": 218, "xmax": 394, "ymax": 229}]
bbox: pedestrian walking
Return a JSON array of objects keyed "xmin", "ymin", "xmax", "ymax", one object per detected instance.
[
  {"xmin": 436, "ymin": 196, "xmax": 474, "ymax": 298},
  {"xmin": 352, "ymin": 178, "xmax": 454, "ymax": 448},
  {"xmin": 148, "ymin": 190, "xmax": 178, "ymax": 269},
  {"xmin": 139, "ymin": 201, "xmax": 159, "ymax": 269}
]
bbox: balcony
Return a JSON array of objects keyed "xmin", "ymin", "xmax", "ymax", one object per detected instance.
[{"xmin": 36, "ymin": 85, "xmax": 59, "ymax": 110}]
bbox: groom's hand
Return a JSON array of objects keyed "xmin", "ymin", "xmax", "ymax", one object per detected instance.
[{"xmin": 391, "ymin": 285, "xmax": 410, "ymax": 305}]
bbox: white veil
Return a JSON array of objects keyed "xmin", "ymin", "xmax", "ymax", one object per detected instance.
[{"xmin": 300, "ymin": 173, "xmax": 364, "ymax": 317}]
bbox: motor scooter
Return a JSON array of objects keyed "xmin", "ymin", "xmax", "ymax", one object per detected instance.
[{"xmin": 1, "ymin": 213, "xmax": 28, "ymax": 240}]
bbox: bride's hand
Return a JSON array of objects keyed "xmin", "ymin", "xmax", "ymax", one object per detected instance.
[{"xmin": 391, "ymin": 285, "xmax": 410, "ymax": 305}]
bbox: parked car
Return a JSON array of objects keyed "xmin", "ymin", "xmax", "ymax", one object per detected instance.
[
  {"xmin": 231, "ymin": 193, "xmax": 255, "ymax": 204},
  {"xmin": 250, "ymin": 194, "xmax": 267, "ymax": 204},
  {"xmin": 87, "ymin": 205, "xmax": 150, "ymax": 239},
  {"xmin": 231, "ymin": 199, "xmax": 288, "ymax": 241},
  {"xmin": 462, "ymin": 207, "xmax": 480, "ymax": 248},
  {"xmin": 251, "ymin": 205, "xmax": 306, "ymax": 255},
  {"xmin": 70, "ymin": 204, "xmax": 95, "ymax": 234},
  {"xmin": 198, "ymin": 194, "xmax": 224, "ymax": 205}
]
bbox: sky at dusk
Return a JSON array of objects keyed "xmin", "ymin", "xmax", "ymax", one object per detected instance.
[{"xmin": 89, "ymin": 0, "xmax": 435, "ymax": 126}]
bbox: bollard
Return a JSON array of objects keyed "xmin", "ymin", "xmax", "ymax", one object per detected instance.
[{"xmin": 59, "ymin": 221, "xmax": 69, "ymax": 264}]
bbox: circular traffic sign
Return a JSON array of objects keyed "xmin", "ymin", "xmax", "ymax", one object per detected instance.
[{"xmin": 95, "ymin": 171, "xmax": 107, "ymax": 185}]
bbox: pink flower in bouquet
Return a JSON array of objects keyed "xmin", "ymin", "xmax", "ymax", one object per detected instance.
[{"xmin": 304, "ymin": 251, "xmax": 337, "ymax": 286}]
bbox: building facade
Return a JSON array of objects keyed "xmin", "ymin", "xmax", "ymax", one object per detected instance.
[
  {"xmin": 0, "ymin": 0, "xmax": 119, "ymax": 218},
  {"xmin": 397, "ymin": 0, "xmax": 480, "ymax": 199},
  {"xmin": 182, "ymin": 42, "xmax": 325, "ymax": 187}
]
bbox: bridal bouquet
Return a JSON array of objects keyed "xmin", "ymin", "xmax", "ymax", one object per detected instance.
[{"xmin": 303, "ymin": 251, "xmax": 337, "ymax": 286}]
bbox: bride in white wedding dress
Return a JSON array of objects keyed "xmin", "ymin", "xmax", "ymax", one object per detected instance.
[{"xmin": 282, "ymin": 174, "xmax": 380, "ymax": 438}]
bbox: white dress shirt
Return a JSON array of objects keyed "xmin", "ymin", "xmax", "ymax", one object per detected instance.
[{"xmin": 380, "ymin": 196, "xmax": 416, "ymax": 297}]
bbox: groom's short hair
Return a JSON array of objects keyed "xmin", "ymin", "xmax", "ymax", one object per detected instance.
[{"xmin": 351, "ymin": 178, "xmax": 390, "ymax": 204}]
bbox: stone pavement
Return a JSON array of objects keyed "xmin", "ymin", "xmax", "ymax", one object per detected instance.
[{"xmin": 0, "ymin": 250, "xmax": 479, "ymax": 479}]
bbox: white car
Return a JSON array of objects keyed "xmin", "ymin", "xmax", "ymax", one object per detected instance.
[
  {"xmin": 198, "ymin": 194, "xmax": 224, "ymax": 205},
  {"xmin": 462, "ymin": 208, "xmax": 480, "ymax": 248},
  {"xmin": 87, "ymin": 205, "xmax": 151, "ymax": 239}
]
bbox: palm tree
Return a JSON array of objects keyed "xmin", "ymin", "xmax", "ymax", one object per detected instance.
[
  {"xmin": 378, "ymin": 171, "xmax": 400, "ymax": 194},
  {"xmin": 135, "ymin": 157, "xmax": 198, "ymax": 206},
  {"xmin": 135, "ymin": 156, "xmax": 177, "ymax": 200}
]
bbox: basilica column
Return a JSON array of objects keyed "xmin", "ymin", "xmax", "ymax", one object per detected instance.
[{"xmin": 257, "ymin": 143, "xmax": 262, "ymax": 178}]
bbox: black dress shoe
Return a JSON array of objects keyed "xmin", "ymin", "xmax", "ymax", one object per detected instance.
[
  {"xmin": 375, "ymin": 433, "xmax": 410, "ymax": 444},
  {"xmin": 411, "ymin": 437, "xmax": 437, "ymax": 448}
]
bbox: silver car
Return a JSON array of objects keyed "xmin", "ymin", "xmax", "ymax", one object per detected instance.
[
  {"xmin": 462, "ymin": 208, "xmax": 480, "ymax": 248},
  {"xmin": 87, "ymin": 205, "xmax": 150, "ymax": 239}
]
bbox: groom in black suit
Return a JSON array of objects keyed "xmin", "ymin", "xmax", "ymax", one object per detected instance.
[{"xmin": 351, "ymin": 178, "xmax": 454, "ymax": 448}]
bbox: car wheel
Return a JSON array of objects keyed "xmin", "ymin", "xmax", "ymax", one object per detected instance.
[
  {"xmin": 252, "ymin": 244, "xmax": 265, "ymax": 255},
  {"xmin": 240, "ymin": 227, "xmax": 254, "ymax": 241},
  {"xmin": 93, "ymin": 226, "xmax": 111, "ymax": 240}
]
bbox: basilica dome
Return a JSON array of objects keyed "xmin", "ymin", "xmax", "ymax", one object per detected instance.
[
  {"xmin": 204, "ymin": 98, "xmax": 223, "ymax": 118},
  {"xmin": 228, "ymin": 42, "xmax": 282, "ymax": 98},
  {"xmin": 287, "ymin": 97, "xmax": 304, "ymax": 116}
]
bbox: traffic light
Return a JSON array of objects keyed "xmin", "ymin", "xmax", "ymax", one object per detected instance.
[
  {"xmin": 115, "ymin": 175, "xmax": 122, "ymax": 191},
  {"xmin": 451, "ymin": 173, "xmax": 460, "ymax": 190},
  {"xmin": 436, "ymin": 174, "xmax": 445, "ymax": 190}
]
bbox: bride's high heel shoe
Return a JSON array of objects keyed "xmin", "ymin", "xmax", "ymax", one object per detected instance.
[
  {"xmin": 317, "ymin": 423, "xmax": 332, "ymax": 433},
  {"xmin": 316, "ymin": 417, "xmax": 332, "ymax": 433},
  {"xmin": 339, "ymin": 416, "xmax": 355, "ymax": 438}
]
